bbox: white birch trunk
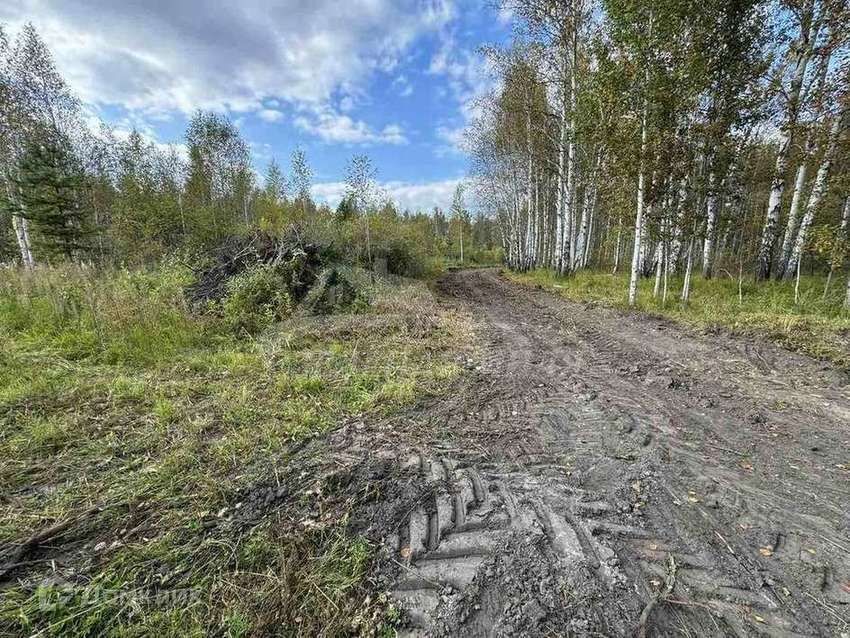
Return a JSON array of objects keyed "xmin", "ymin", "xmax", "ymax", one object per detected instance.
[
  {"xmin": 5, "ymin": 177, "xmax": 36, "ymax": 268},
  {"xmin": 653, "ymin": 230, "xmax": 664, "ymax": 299},
  {"xmin": 555, "ymin": 84, "xmax": 568, "ymax": 272},
  {"xmin": 668, "ymin": 177, "xmax": 687, "ymax": 274},
  {"xmin": 757, "ymin": 7, "xmax": 820, "ymax": 279},
  {"xmin": 682, "ymin": 238, "xmax": 695, "ymax": 304},
  {"xmin": 12, "ymin": 214, "xmax": 35, "ymax": 269},
  {"xmin": 702, "ymin": 170, "xmax": 719, "ymax": 278},
  {"xmin": 583, "ymin": 204, "xmax": 595, "ymax": 268},
  {"xmin": 628, "ymin": 92, "xmax": 649, "ymax": 307},
  {"xmin": 612, "ymin": 221, "xmax": 622, "ymax": 275},
  {"xmin": 575, "ymin": 151, "xmax": 601, "ymax": 270},
  {"xmin": 564, "ymin": 30, "xmax": 578, "ymax": 273},
  {"xmin": 784, "ymin": 111, "xmax": 845, "ymax": 279},
  {"xmin": 778, "ymin": 156, "xmax": 810, "ymax": 277}
]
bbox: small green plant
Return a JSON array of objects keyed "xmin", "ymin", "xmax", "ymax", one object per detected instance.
[{"xmin": 221, "ymin": 264, "xmax": 293, "ymax": 334}]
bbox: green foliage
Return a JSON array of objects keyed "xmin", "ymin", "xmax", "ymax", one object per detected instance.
[
  {"xmin": 15, "ymin": 135, "xmax": 93, "ymax": 259},
  {"xmin": 221, "ymin": 264, "xmax": 293, "ymax": 334}
]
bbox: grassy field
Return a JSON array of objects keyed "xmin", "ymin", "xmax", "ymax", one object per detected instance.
[
  {"xmin": 509, "ymin": 269, "xmax": 850, "ymax": 367},
  {"xmin": 0, "ymin": 264, "xmax": 467, "ymax": 637}
]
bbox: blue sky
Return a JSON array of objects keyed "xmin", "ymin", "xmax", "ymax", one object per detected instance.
[{"xmin": 2, "ymin": 1, "xmax": 513, "ymax": 211}]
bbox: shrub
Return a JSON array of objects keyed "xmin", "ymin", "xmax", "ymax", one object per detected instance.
[{"xmin": 221, "ymin": 264, "xmax": 293, "ymax": 334}]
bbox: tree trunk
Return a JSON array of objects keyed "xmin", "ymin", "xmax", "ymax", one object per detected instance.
[
  {"xmin": 682, "ymin": 238, "xmax": 695, "ymax": 304},
  {"xmin": 12, "ymin": 214, "xmax": 35, "ymax": 269},
  {"xmin": 612, "ymin": 220, "xmax": 622, "ymax": 275},
  {"xmin": 777, "ymin": 153, "xmax": 810, "ymax": 278},
  {"xmin": 757, "ymin": 4, "xmax": 820, "ymax": 280},
  {"xmin": 575, "ymin": 151, "xmax": 602, "ymax": 270},
  {"xmin": 555, "ymin": 77, "xmax": 568, "ymax": 273},
  {"xmin": 668, "ymin": 176, "xmax": 687, "ymax": 274},
  {"xmin": 702, "ymin": 170, "xmax": 720, "ymax": 279},
  {"xmin": 653, "ymin": 230, "xmax": 664, "ymax": 299},
  {"xmin": 628, "ymin": 91, "xmax": 649, "ymax": 307},
  {"xmin": 784, "ymin": 110, "xmax": 845, "ymax": 280},
  {"xmin": 5, "ymin": 178, "xmax": 36, "ymax": 268}
]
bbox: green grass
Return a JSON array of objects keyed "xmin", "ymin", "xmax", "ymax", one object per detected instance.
[
  {"xmin": 509, "ymin": 269, "xmax": 850, "ymax": 366},
  {"xmin": 0, "ymin": 263, "xmax": 466, "ymax": 636}
]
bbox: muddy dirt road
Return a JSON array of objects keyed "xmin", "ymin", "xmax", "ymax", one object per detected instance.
[{"xmin": 340, "ymin": 269, "xmax": 850, "ymax": 636}]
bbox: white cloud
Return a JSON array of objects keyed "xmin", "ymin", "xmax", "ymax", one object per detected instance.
[
  {"xmin": 339, "ymin": 95, "xmax": 356, "ymax": 112},
  {"xmin": 1, "ymin": 0, "xmax": 454, "ymax": 141},
  {"xmin": 393, "ymin": 74, "xmax": 414, "ymax": 97},
  {"xmin": 295, "ymin": 106, "xmax": 408, "ymax": 145},
  {"xmin": 380, "ymin": 124, "xmax": 408, "ymax": 145},
  {"xmin": 258, "ymin": 109, "xmax": 284, "ymax": 123},
  {"xmin": 313, "ymin": 178, "xmax": 462, "ymax": 212},
  {"xmin": 436, "ymin": 125, "xmax": 466, "ymax": 155}
]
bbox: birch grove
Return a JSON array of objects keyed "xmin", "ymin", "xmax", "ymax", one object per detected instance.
[{"xmin": 469, "ymin": 0, "xmax": 850, "ymax": 307}]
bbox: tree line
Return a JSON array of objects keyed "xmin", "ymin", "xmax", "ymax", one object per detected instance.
[
  {"xmin": 0, "ymin": 23, "xmax": 500, "ymax": 272},
  {"xmin": 469, "ymin": 0, "xmax": 850, "ymax": 307}
]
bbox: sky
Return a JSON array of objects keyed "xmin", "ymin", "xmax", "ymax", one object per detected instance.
[{"xmin": 1, "ymin": 1, "xmax": 514, "ymax": 212}]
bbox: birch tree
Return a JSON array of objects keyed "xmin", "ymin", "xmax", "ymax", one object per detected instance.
[
  {"xmin": 451, "ymin": 183, "xmax": 468, "ymax": 264},
  {"xmin": 757, "ymin": 0, "xmax": 822, "ymax": 280},
  {"xmin": 784, "ymin": 99, "xmax": 848, "ymax": 278},
  {"xmin": 345, "ymin": 154, "xmax": 377, "ymax": 268}
]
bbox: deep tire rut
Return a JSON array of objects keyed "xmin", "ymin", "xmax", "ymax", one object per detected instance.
[
  {"xmin": 374, "ymin": 269, "xmax": 849, "ymax": 637},
  {"xmin": 388, "ymin": 454, "xmax": 626, "ymax": 635}
]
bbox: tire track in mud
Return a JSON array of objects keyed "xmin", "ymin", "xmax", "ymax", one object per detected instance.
[{"xmin": 379, "ymin": 269, "xmax": 848, "ymax": 637}]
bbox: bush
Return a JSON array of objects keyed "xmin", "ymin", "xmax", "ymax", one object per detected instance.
[{"xmin": 221, "ymin": 264, "xmax": 293, "ymax": 334}]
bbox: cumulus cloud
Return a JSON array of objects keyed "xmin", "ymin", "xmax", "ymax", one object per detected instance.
[
  {"xmin": 294, "ymin": 107, "xmax": 408, "ymax": 145},
  {"xmin": 313, "ymin": 178, "xmax": 462, "ymax": 212},
  {"xmin": 1, "ymin": 0, "xmax": 453, "ymax": 140},
  {"xmin": 258, "ymin": 109, "xmax": 284, "ymax": 123}
]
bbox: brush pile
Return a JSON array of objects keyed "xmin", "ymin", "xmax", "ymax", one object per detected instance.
[{"xmin": 186, "ymin": 230, "xmax": 358, "ymax": 316}]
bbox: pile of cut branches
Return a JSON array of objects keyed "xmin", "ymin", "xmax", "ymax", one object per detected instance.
[{"xmin": 186, "ymin": 230, "xmax": 323, "ymax": 307}]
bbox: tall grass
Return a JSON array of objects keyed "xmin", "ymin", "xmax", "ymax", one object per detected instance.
[
  {"xmin": 0, "ymin": 262, "xmax": 466, "ymax": 637},
  {"xmin": 0, "ymin": 262, "xmax": 214, "ymax": 366}
]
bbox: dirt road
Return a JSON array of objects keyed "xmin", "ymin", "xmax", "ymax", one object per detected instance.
[{"xmin": 356, "ymin": 269, "xmax": 850, "ymax": 637}]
